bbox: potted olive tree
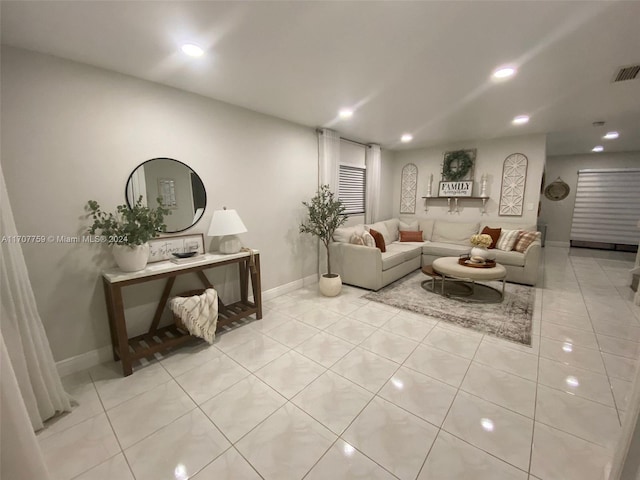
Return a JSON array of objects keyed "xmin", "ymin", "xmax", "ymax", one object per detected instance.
[
  {"xmin": 86, "ymin": 196, "xmax": 170, "ymax": 272},
  {"xmin": 300, "ymin": 185, "xmax": 348, "ymax": 296}
]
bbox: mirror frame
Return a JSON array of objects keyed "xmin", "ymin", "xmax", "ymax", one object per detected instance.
[{"xmin": 125, "ymin": 157, "xmax": 207, "ymax": 233}]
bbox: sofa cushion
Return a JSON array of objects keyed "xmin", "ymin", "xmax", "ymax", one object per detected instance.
[
  {"xmin": 422, "ymin": 242, "xmax": 470, "ymax": 257},
  {"xmin": 379, "ymin": 244, "xmax": 420, "ymax": 271},
  {"xmin": 481, "ymin": 226, "xmax": 501, "ymax": 249},
  {"xmin": 514, "ymin": 231, "xmax": 541, "ymax": 253},
  {"xmin": 400, "ymin": 230, "xmax": 424, "ymax": 242},
  {"xmin": 399, "ymin": 219, "xmax": 419, "ymax": 231},
  {"xmin": 380, "ymin": 251, "xmax": 405, "ymax": 270},
  {"xmin": 418, "ymin": 219, "xmax": 435, "ymax": 241},
  {"xmin": 493, "ymin": 249, "xmax": 526, "ymax": 267},
  {"xmin": 366, "ymin": 221, "xmax": 392, "ymax": 245},
  {"xmin": 496, "ymin": 229, "xmax": 520, "ymax": 251},
  {"xmin": 383, "ymin": 219, "xmax": 400, "ymax": 243},
  {"xmin": 369, "ymin": 228, "xmax": 386, "ymax": 252},
  {"xmin": 333, "ymin": 226, "xmax": 356, "ymax": 243},
  {"xmin": 431, "ymin": 221, "xmax": 479, "ymax": 246}
]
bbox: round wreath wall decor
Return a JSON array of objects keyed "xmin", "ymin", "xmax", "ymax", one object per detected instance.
[{"xmin": 442, "ymin": 150, "xmax": 474, "ymax": 181}]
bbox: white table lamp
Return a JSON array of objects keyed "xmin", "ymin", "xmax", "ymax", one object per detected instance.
[{"xmin": 207, "ymin": 207, "xmax": 247, "ymax": 254}]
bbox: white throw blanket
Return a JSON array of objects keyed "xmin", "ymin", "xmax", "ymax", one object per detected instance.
[{"xmin": 169, "ymin": 288, "xmax": 219, "ymax": 344}]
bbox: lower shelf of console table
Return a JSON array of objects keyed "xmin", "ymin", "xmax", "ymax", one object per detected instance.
[{"xmin": 102, "ymin": 251, "xmax": 262, "ymax": 376}]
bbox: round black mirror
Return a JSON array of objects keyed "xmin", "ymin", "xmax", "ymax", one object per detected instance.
[{"xmin": 125, "ymin": 158, "xmax": 206, "ymax": 233}]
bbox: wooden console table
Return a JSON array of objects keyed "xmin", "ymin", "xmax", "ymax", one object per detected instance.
[{"xmin": 102, "ymin": 250, "xmax": 262, "ymax": 376}]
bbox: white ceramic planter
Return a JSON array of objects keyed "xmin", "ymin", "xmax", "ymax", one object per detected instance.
[
  {"xmin": 112, "ymin": 243, "xmax": 150, "ymax": 272},
  {"xmin": 319, "ymin": 274, "xmax": 342, "ymax": 297}
]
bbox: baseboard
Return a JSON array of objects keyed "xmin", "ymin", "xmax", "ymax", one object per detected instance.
[
  {"xmin": 56, "ymin": 345, "xmax": 112, "ymax": 377},
  {"xmin": 546, "ymin": 241, "xmax": 570, "ymax": 248},
  {"xmin": 56, "ymin": 274, "xmax": 320, "ymax": 376},
  {"xmin": 261, "ymin": 274, "xmax": 318, "ymax": 301}
]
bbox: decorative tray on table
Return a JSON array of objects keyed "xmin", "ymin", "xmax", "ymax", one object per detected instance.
[{"xmin": 458, "ymin": 255, "xmax": 496, "ymax": 268}]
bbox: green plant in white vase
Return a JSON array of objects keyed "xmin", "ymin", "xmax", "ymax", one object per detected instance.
[
  {"xmin": 300, "ymin": 185, "xmax": 348, "ymax": 296},
  {"xmin": 86, "ymin": 196, "xmax": 170, "ymax": 272}
]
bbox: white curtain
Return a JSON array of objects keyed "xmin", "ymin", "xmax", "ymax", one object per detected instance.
[
  {"xmin": 365, "ymin": 144, "xmax": 381, "ymax": 224},
  {"xmin": 0, "ymin": 162, "xmax": 71, "ymax": 431},
  {"xmin": 318, "ymin": 128, "xmax": 340, "ymax": 192},
  {"xmin": 1, "ymin": 330, "xmax": 52, "ymax": 480}
]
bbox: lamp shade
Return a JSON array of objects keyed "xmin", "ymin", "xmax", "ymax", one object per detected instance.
[{"xmin": 207, "ymin": 208, "xmax": 247, "ymax": 236}]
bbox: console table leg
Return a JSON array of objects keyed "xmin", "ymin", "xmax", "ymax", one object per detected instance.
[
  {"xmin": 239, "ymin": 260, "xmax": 248, "ymax": 303},
  {"xmin": 111, "ymin": 285, "xmax": 133, "ymax": 376},
  {"xmin": 102, "ymin": 278, "xmax": 119, "ymax": 361},
  {"xmin": 253, "ymin": 255, "xmax": 262, "ymax": 319}
]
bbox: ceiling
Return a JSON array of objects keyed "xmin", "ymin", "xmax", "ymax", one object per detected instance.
[{"xmin": 2, "ymin": 1, "xmax": 640, "ymax": 155}]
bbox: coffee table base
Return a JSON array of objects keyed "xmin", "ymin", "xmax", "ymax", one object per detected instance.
[{"xmin": 421, "ymin": 277, "xmax": 505, "ymax": 304}]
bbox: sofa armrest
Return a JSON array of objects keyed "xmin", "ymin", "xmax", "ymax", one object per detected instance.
[
  {"xmin": 329, "ymin": 242, "xmax": 383, "ymax": 290},
  {"xmin": 521, "ymin": 240, "xmax": 541, "ymax": 284}
]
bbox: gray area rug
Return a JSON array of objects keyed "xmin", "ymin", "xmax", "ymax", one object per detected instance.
[{"xmin": 364, "ymin": 270, "xmax": 534, "ymax": 345}]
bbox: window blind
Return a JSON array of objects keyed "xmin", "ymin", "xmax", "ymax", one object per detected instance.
[
  {"xmin": 338, "ymin": 165, "xmax": 366, "ymax": 215},
  {"xmin": 570, "ymin": 168, "xmax": 640, "ymax": 248}
]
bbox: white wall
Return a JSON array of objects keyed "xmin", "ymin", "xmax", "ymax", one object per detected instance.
[
  {"xmin": 1, "ymin": 47, "xmax": 318, "ymax": 361},
  {"xmin": 378, "ymin": 148, "xmax": 396, "ymax": 221},
  {"xmin": 539, "ymin": 152, "xmax": 640, "ymax": 245},
  {"xmin": 392, "ymin": 135, "xmax": 546, "ymax": 226}
]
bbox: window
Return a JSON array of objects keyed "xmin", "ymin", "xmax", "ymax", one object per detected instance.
[
  {"xmin": 570, "ymin": 168, "xmax": 640, "ymax": 250},
  {"xmin": 338, "ymin": 165, "xmax": 366, "ymax": 215}
]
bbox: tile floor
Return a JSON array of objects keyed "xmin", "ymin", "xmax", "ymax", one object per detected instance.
[{"xmin": 37, "ymin": 246, "xmax": 640, "ymax": 480}]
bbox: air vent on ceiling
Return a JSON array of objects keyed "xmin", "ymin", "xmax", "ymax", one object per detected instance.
[{"xmin": 613, "ymin": 64, "xmax": 640, "ymax": 82}]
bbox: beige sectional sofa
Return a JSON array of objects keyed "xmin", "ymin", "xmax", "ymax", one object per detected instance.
[{"xmin": 329, "ymin": 218, "xmax": 541, "ymax": 291}]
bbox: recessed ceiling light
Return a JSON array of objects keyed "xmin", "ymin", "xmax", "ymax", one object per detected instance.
[
  {"xmin": 181, "ymin": 44, "xmax": 204, "ymax": 57},
  {"xmin": 492, "ymin": 66, "xmax": 516, "ymax": 79},
  {"xmin": 592, "ymin": 145, "xmax": 604, "ymax": 152},
  {"xmin": 400, "ymin": 133, "xmax": 413, "ymax": 143},
  {"xmin": 338, "ymin": 109, "xmax": 353, "ymax": 119},
  {"xmin": 512, "ymin": 115, "xmax": 530, "ymax": 125},
  {"xmin": 603, "ymin": 131, "xmax": 619, "ymax": 140}
]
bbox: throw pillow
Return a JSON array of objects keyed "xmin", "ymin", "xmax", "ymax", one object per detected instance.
[
  {"xmin": 369, "ymin": 228, "xmax": 386, "ymax": 252},
  {"xmin": 514, "ymin": 231, "xmax": 541, "ymax": 253},
  {"xmin": 495, "ymin": 229, "xmax": 520, "ymax": 251},
  {"xmin": 399, "ymin": 230, "xmax": 424, "ymax": 242},
  {"xmin": 362, "ymin": 231, "xmax": 376, "ymax": 248},
  {"xmin": 481, "ymin": 226, "xmax": 502, "ymax": 249},
  {"xmin": 399, "ymin": 220, "xmax": 419, "ymax": 231},
  {"xmin": 349, "ymin": 233, "xmax": 364, "ymax": 246}
]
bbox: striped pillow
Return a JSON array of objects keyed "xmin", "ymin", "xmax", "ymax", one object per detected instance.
[
  {"xmin": 495, "ymin": 229, "xmax": 520, "ymax": 251},
  {"xmin": 514, "ymin": 231, "xmax": 541, "ymax": 253}
]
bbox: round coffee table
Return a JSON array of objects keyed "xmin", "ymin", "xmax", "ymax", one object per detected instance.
[{"xmin": 431, "ymin": 257, "xmax": 507, "ymax": 300}]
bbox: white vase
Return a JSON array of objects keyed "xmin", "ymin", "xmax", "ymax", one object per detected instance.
[
  {"xmin": 319, "ymin": 274, "xmax": 342, "ymax": 297},
  {"xmin": 112, "ymin": 243, "xmax": 150, "ymax": 272},
  {"xmin": 470, "ymin": 246, "xmax": 489, "ymax": 260}
]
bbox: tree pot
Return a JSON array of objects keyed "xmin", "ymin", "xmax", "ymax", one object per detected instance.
[
  {"xmin": 319, "ymin": 273, "xmax": 342, "ymax": 297},
  {"xmin": 112, "ymin": 243, "xmax": 150, "ymax": 272}
]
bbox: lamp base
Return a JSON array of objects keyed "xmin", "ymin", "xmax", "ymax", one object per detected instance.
[{"xmin": 219, "ymin": 235, "xmax": 242, "ymax": 254}]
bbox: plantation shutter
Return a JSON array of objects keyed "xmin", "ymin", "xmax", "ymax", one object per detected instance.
[
  {"xmin": 338, "ymin": 165, "xmax": 366, "ymax": 215},
  {"xmin": 570, "ymin": 168, "xmax": 640, "ymax": 248}
]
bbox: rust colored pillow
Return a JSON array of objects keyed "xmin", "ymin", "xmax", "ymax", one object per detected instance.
[
  {"xmin": 481, "ymin": 226, "xmax": 502, "ymax": 249},
  {"xmin": 399, "ymin": 230, "xmax": 424, "ymax": 242},
  {"xmin": 369, "ymin": 228, "xmax": 386, "ymax": 252}
]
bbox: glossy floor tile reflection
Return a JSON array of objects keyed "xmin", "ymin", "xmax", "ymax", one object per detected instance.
[{"xmin": 37, "ymin": 247, "xmax": 638, "ymax": 479}]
